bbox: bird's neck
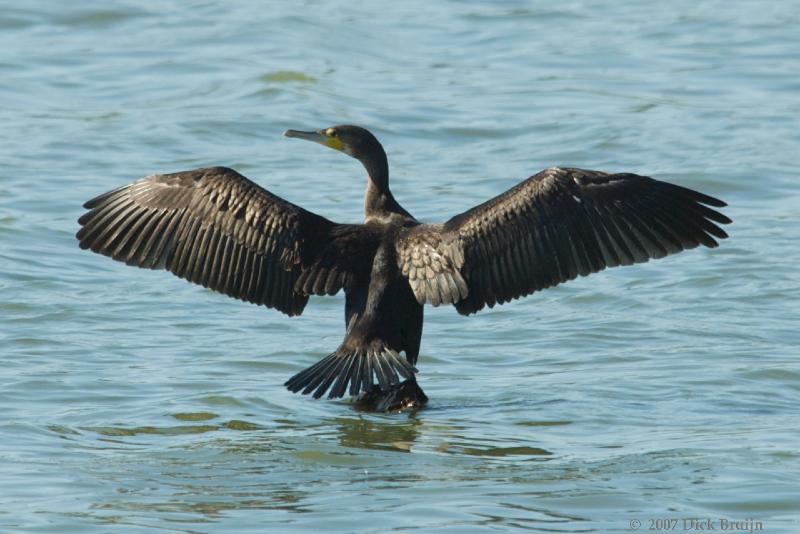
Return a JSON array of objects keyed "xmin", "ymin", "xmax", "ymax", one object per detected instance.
[{"xmin": 362, "ymin": 152, "xmax": 411, "ymax": 222}]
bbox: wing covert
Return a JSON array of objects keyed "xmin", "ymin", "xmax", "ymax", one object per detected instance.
[{"xmin": 395, "ymin": 225, "xmax": 468, "ymax": 306}]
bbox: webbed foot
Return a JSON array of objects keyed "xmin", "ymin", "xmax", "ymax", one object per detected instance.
[{"xmin": 354, "ymin": 379, "xmax": 428, "ymax": 412}]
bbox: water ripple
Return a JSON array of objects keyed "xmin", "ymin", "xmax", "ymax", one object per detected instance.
[{"xmin": 1, "ymin": 0, "xmax": 798, "ymax": 532}]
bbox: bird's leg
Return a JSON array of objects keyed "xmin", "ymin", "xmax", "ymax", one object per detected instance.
[{"xmin": 354, "ymin": 378, "xmax": 428, "ymax": 413}]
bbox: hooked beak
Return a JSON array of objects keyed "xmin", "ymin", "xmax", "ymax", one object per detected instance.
[
  {"xmin": 283, "ymin": 129, "xmax": 325, "ymax": 142},
  {"xmin": 284, "ymin": 129, "xmax": 344, "ymax": 151}
]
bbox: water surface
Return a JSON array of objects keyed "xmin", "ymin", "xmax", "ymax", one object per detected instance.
[{"xmin": 1, "ymin": 1, "xmax": 799, "ymax": 532}]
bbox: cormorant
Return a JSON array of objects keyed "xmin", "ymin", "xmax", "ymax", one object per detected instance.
[{"xmin": 76, "ymin": 125, "xmax": 730, "ymax": 411}]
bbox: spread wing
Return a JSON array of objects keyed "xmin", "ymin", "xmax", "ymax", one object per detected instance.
[
  {"xmin": 396, "ymin": 167, "xmax": 731, "ymax": 315},
  {"xmin": 77, "ymin": 166, "xmax": 377, "ymax": 316}
]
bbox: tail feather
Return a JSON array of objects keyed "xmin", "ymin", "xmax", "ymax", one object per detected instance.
[
  {"xmin": 300, "ymin": 355, "xmax": 341, "ymax": 396},
  {"xmin": 374, "ymin": 352, "xmax": 394, "ymax": 389},
  {"xmin": 350, "ymin": 353, "xmax": 366, "ymax": 397},
  {"xmin": 330, "ymin": 353, "xmax": 357, "ymax": 399},
  {"xmin": 285, "ymin": 346, "xmax": 416, "ymax": 399}
]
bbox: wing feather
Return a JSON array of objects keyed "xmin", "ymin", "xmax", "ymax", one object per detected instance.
[
  {"xmin": 77, "ymin": 166, "xmax": 376, "ymax": 316},
  {"xmin": 396, "ymin": 167, "xmax": 730, "ymax": 314}
]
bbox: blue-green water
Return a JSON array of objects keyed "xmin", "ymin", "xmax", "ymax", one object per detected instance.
[{"xmin": 1, "ymin": 1, "xmax": 799, "ymax": 532}]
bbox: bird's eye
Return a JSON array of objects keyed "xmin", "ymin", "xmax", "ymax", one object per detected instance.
[{"xmin": 327, "ymin": 129, "xmax": 338, "ymax": 138}]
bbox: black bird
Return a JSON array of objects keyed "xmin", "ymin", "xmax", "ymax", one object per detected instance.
[{"xmin": 76, "ymin": 125, "xmax": 731, "ymax": 411}]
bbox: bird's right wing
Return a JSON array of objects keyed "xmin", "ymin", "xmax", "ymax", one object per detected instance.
[
  {"xmin": 77, "ymin": 166, "xmax": 378, "ymax": 316},
  {"xmin": 396, "ymin": 167, "xmax": 731, "ymax": 314}
]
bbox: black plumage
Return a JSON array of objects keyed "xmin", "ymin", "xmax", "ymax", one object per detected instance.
[{"xmin": 77, "ymin": 125, "xmax": 731, "ymax": 411}]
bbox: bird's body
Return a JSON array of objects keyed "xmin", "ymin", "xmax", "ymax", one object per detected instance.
[{"xmin": 77, "ymin": 125, "xmax": 730, "ymax": 411}]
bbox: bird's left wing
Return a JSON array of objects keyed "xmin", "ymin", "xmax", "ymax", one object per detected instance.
[
  {"xmin": 396, "ymin": 167, "xmax": 730, "ymax": 315},
  {"xmin": 77, "ymin": 166, "xmax": 376, "ymax": 316}
]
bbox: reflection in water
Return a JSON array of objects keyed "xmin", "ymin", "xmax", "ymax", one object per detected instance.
[
  {"xmin": 334, "ymin": 415, "xmax": 423, "ymax": 453},
  {"xmin": 74, "ymin": 425, "xmax": 315, "ymax": 522},
  {"xmin": 66, "ymin": 411, "xmax": 560, "ymax": 526},
  {"xmin": 89, "ymin": 490, "xmax": 311, "ymax": 522},
  {"xmin": 438, "ymin": 444, "xmax": 552, "ymax": 457},
  {"xmin": 85, "ymin": 424, "xmax": 220, "ymax": 437},
  {"xmin": 81, "ymin": 418, "xmax": 263, "ymax": 438},
  {"xmin": 333, "ymin": 413, "xmax": 554, "ymax": 458}
]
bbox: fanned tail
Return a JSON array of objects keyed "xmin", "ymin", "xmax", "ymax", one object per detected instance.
[{"xmin": 285, "ymin": 346, "xmax": 417, "ymax": 399}]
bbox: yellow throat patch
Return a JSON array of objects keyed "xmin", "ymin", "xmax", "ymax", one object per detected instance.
[{"xmin": 324, "ymin": 137, "xmax": 344, "ymax": 151}]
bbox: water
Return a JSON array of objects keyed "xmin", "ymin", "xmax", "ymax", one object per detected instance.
[{"xmin": 1, "ymin": 1, "xmax": 798, "ymax": 532}]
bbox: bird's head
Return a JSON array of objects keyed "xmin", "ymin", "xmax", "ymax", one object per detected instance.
[{"xmin": 284, "ymin": 125, "xmax": 383, "ymax": 161}]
